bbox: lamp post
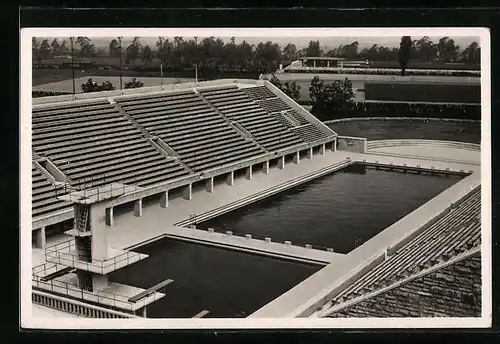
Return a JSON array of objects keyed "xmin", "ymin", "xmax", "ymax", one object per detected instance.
[
  {"xmin": 118, "ymin": 36, "xmax": 123, "ymax": 90},
  {"xmin": 160, "ymin": 63, "xmax": 163, "ymax": 88},
  {"xmin": 70, "ymin": 37, "xmax": 75, "ymax": 95},
  {"xmin": 194, "ymin": 63, "xmax": 198, "ymax": 84}
]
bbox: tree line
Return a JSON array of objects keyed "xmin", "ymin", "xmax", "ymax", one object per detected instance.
[{"xmin": 32, "ymin": 35, "xmax": 481, "ymax": 73}]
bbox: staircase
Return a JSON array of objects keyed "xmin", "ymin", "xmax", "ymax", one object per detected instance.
[{"xmin": 196, "ymin": 92, "xmax": 269, "ymax": 153}]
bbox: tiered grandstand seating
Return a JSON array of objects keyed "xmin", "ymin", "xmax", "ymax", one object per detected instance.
[
  {"xmin": 286, "ymin": 110, "xmax": 310, "ymax": 126},
  {"xmin": 257, "ymin": 98, "xmax": 291, "ymax": 113},
  {"xmin": 32, "ymin": 162, "xmax": 71, "ymax": 218},
  {"xmin": 292, "ymin": 124, "xmax": 331, "ymax": 143},
  {"xmin": 116, "ymin": 91, "xmax": 266, "ymax": 172},
  {"xmin": 32, "ymin": 100, "xmax": 189, "ymax": 189},
  {"xmin": 272, "ymin": 112, "xmax": 296, "ymax": 129},
  {"xmin": 328, "ymin": 186, "xmax": 481, "ymax": 307},
  {"xmin": 243, "ymin": 86, "xmax": 277, "ymax": 100},
  {"xmin": 200, "ymin": 86, "xmax": 305, "ymax": 151}
]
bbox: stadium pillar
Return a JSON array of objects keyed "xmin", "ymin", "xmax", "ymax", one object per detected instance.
[
  {"xmin": 206, "ymin": 177, "xmax": 214, "ymax": 193},
  {"xmin": 92, "ymin": 274, "xmax": 109, "ymax": 291},
  {"xmin": 246, "ymin": 165, "xmax": 253, "ymax": 180},
  {"xmin": 278, "ymin": 156, "xmax": 285, "ymax": 170},
  {"xmin": 331, "ymin": 140, "xmax": 336, "ymax": 152},
  {"xmin": 320, "ymin": 143, "xmax": 326, "ymax": 156},
  {"xmin": 263, "ymin": 160, "xmax": 269, "ymax": 174},
  {"xmin": 138, "ymin": 306, "xmax": 147, "ymax": 318},
  {"xmin": 307, "ymin": 147, "xmax": 313, "ymax": 159},
  {"xmin": 160, "ymin": 190, "xmax": 169, "ymax": 208},
  {"xmin": 183, "ymin": 183, "xmax": 192, "ymax": 200},
  {"xmin": 105, "ymin": 207, "xmax": 114, "ymax": 226},
  {"xmin": 293, "ymin": 151, "xmax": 300, "ymax": 164},
  {"xmin": 35, "ymin": 227, "xmax": 46, "ymax": 249},
  {"xmin": 226, "ymin": 171, "xmax": 234, "ymax": 186},
  {"xmin": 134, "ymin": 198, "xmax": 143, "ymax": 217}
]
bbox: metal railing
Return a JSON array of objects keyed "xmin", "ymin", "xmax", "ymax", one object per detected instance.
[
  {"xmin": 32, "ymin": 275, "xmax": 162, "ymax": 313},
  {"xmin": 54, "ymin": 180, "xmax": 140, "ymax": 203},
  {"xmin": 44, "ymin": 239, "xmax": 146, "ymax": 274},
  {"xmin": 32, "ymin": 262, "xmax": 64, "ymax": 278}
]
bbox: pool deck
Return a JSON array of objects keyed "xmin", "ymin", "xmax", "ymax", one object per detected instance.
[{"xmin": 31, "ymin": 141, "xmax": 481, "ymax": 319}]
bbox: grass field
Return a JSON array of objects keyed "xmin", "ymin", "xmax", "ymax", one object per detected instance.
[
  {"xmin": 32, "ymin": 68, "xmax": 260, "ymax": 86},
  {"xmin": 33, "ymin": 68, "xmax": 480, "ymax": 105},
  {"xmin": 364, "ymin": 83, "xmax": 481, "ymax": 104}
]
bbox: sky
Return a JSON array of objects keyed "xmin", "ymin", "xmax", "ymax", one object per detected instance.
[{"xmin": 38, "ymin": 36, "xmax": 480, "ymax": 53}]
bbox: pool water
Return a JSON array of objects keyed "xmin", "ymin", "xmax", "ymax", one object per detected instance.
[
  {"xmin": 109, "ymin": 238, "xmax": 321, "ymax": 318},
  {"xmin": 197, "ymin": 164, "xmax": 462, "ymax": 253}
]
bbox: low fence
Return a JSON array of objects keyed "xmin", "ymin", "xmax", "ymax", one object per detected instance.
[
  {"xmin": 282, "ymin": 67, "xmax": 480, "ymax": 77},
  {"xmin": 367, "ymin": 139, "xmax": 480, "ymax": 151}
]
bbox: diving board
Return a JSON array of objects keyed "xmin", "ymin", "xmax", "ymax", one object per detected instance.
[
  {"xmin": 40, "ymin": 267, "xmax": 75, "ymax": 282},
  {"xmin": 128, "ymin": 278, "xmax": 174, "ymax": 303},
  {"xmin": 192, "ymin": 310, "xmax": 210, "ymax": 318}
]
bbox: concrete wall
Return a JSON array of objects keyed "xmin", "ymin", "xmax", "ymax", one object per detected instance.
[{"xmin": 337, "ymin": 136, "xmax": 367, "ymax": 153}]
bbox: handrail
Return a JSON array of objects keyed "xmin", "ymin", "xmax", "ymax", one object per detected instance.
[
  {"xmin": 32, "ymin": 274, "xmax": 162, "ymax": 312},
  {"xmin": 44, "ymin": 239, "xmax": 145, "ymax": 273}
]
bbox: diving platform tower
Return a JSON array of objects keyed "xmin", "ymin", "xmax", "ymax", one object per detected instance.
[{"xmin": 34, "ymin": 183, "xmax": 172, "ymax": 317}]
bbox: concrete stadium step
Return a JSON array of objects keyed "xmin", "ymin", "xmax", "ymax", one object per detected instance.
[
  {"xmin": 33, "ymin": 110, "xmax": 125, "ymax": 128},
  {"xmin": 191, "ymin": 148, "xmax": 264, "ymax": 172},
  {"xmin": 120, "ymin": 95, "xmax": 202, "ymax": 108},
  {"xmin": 67, "ymin": 155, "xmax": 169, "ymax": 180},
  {"xmin": 157, "ymin": 126, "xmax": 233, "ymax": 143},
  {"xmin": 34, "ymin": 131, "xmax": 144, "ymax": 153},
  {"xmin": 34, "ymin": 119, "xmax": 133, "ymax": 138},
  {"xmin": 153, "ymin": 118, "xmax": 227, "ymax": 134},
  {"xmin": 33, "ymin": 125, "xmax": 141, "ymax": 149},
  {"xmin": 32, "ymin": 103, "xmax": 116, "ymax": 117},
  {"xmin": 155, "ymin": 123, "xmax": 231, "ymax": 139},
  {"xmin": 124, "ymin": 102, "xmax": 209, "ymax": 116},
  {"xmin": 182, "ymin": 142, "xmax": 258, "ymax": 165},
  {"xmin": 135, "ymin": 111, "xmax": 219, "ymax": 127},
  {"xmin": 42, "ymin": 137, "xmax": 147, "ymax": 160},
  {"xmin": 171, "ymin": 131, "xmax": 241, "ymax": 149},
  {"xmin": 63, "ymin": 150, "xmax": 161, "ymax": 175},
  {"xmin": 177, "ymin": 135, "xmax": 243, "ymax": 153},
  {"xmin": 55, "ymin": 145, "xmax": 154, "ymax": 167}
]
